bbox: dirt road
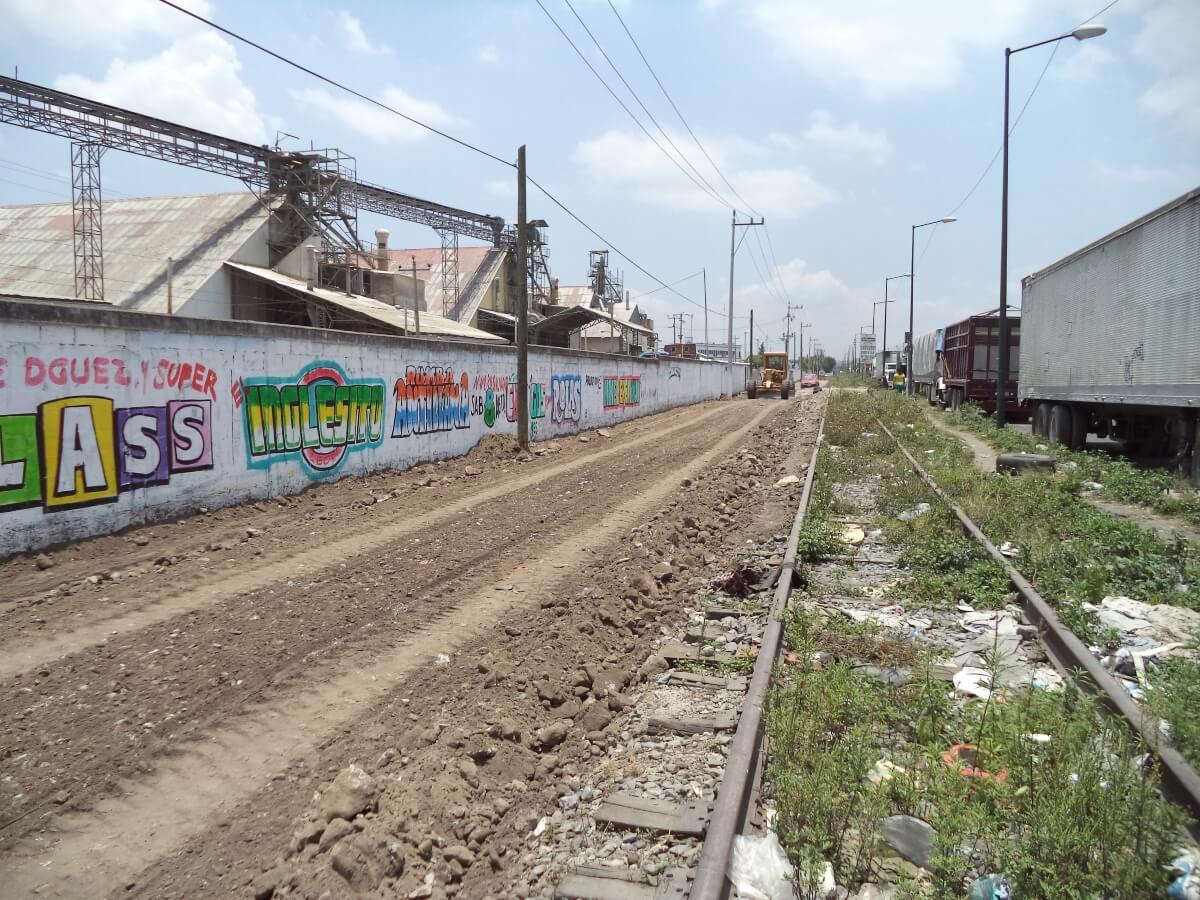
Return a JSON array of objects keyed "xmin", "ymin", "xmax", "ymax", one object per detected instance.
[{"xmin": 0, "ymin": 394, "xmax": 824, "ymax": 899}]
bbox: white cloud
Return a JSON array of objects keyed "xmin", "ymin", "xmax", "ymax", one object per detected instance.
[
  {"xmin": 479, "ymin": 45, "xmax": 500, "ymax": 64},
  {"xmin": 338, "ymin": 11, "xmax": 391, "ymax": 55},
  {"xmin": 739, "ymin": 257, "xmax": 852, "ymax": 306},
  {"xmin": 55, "ymin": 32, "xmax": 268, "ymax": 143},
  {"xmin": 745, "ymin": 1, "xmax": 1040, "ymax": 99},
  {"xmin": 1056, "ymin": 42, "xmax": 1116, "ymax": 83},
  {"xmin": 1094, "ymin": 160, "xmax": 1199, "ymax": 186},
  {"xmin": 291, "ymin": 86, "xmax": 463, "ymax": 143},
  {"xmin": 801, "ymin": 110, "xmax": 891, "ymax": 164},
  {"xmin": 1134, "ymin": 0, "xmax": 1200, "ymax": 135},
  {"xmin": 2, "ymin": 0, "xmax": 211, "ymax": 47},
  {"xmin": 573, "ymin": 129, "xmax": 834, "ymax": 218}
]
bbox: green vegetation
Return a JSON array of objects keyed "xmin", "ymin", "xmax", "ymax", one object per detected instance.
[
  {"xmin": 765, "ymin": 386, "xmax": 1196, "ymax": 897},
  {"xmin": 946, "ymin": 405, "xmax": 1200, "ymax": 526}
]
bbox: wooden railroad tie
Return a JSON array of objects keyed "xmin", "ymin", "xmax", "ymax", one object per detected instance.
[
  {"xmin": 554, "ymin": 865, "xmax": 691, "ymax": 900},
  {"xmin": 592, "ymin": 794, "xmax": 712, "ymax": 837},
  {"xmin": 645, "ymin": 712, "xmax": 737, "ymax": 735},
  {"xmin": 663, "ymin": 670, "xmax": 748, "ymax": 692}
]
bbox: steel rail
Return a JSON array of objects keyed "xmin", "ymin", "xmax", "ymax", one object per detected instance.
[
  {"xmin": 690, "ymin": 401, "xmax": 827, "ymax": 899},
  {"xmin": 879, "ymin": 421, "xmax": 1200, "ymax": 821}
]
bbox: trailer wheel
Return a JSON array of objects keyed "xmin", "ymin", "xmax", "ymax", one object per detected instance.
[
  {"xmin": 1032, "ymin": 402, "xmax": 1050, "ymax": 438},
  {"xmin": 1068, "ymin": 406, "xmax": 1089, "ymax": 450},
  {"xmin": 747, "ymin": 384, "xmax": 758, "ymax": 400},
  {"xmin": 1048, "ymin": 403, "xmax": 1074, "ymax": 447},
  {"xmin": 1191, "ymin": 417, "xmax": 1200, "ymax": 485}
]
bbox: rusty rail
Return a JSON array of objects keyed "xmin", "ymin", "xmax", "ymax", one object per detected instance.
[
  {"xmin": 879, "ymin": 421, "xmax": 1200, "ymax": 821},
  {"xmin": 689, "ymin": 403, "xmax": 827, "ymax": 899}
]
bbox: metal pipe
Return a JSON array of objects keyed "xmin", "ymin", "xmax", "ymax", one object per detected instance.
[{"xmin": 690, "ymin": 403, "xmax": 827, "ymax": 899}]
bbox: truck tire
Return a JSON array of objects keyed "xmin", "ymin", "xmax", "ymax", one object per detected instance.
[
  {"xmin": 747, "ymin": 384, "xmax": 757, "ymax": 400},
  {"xmin": 1191, "ymin": 417, "xmax": 1200, "ymax": 485},
  {"xmin": 780, "ymin": 383, "xmax": 790, "ymax": 400},
  {"xmin": 1032, "ymin": 402, "xmax": 1050, "ymax": 438},
  {"xmin": 1069, "ymin": 406, "xmax": 1088, "ymax": 450},
  {"xmin": 1048, "ymin": 403, "xmax": 1073, "ymax": 447}
]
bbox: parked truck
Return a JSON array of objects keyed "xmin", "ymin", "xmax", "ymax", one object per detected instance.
[
  {"xmin": 873, "ymin": 350, "xmax": 900, "ymax": 384},
  {"xmin": 1020, "ymin": 186, "xmax": 1200, "ymax": 480},
  {"xmin": 910, "ymin": 312, "xmax": 1025, "ymax": 416}
]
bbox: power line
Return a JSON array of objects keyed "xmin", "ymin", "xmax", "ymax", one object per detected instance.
[
  {"xmin": 560, "ymin": 0, "xmax": 734, "ymax": 211},
  {"xmin": 943, "ymin": 0, "xmax": 1121, "ymax": 218},
  {"xmin": 606, "ymin": 0, "xmax": 760, "ymax": 217},
  {"xmin": 153, "ymin": 0, "xmax": 711, "ymax": 315},
  {"xmin": 533, "ymin": 0, "xmax": 730, "ymax": 212}
]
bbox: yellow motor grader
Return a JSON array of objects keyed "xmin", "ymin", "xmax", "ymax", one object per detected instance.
[{"xmin": 746, "ymin": 351, "xmax": 792, "ymax": 400}]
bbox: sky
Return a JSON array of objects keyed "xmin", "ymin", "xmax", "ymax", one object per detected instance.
[{"xmin": 0, "ymin": 0, "xmax": 1197, "ymax": 362}]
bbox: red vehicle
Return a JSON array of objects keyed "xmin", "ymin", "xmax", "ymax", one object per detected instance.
[
  {"xmin": 799, "ymin": 372, "xmax": 820, "ymax": 391},
  {"xmin": 928, "ymin": 311, "xmax": 1026, "ymax": 418}
]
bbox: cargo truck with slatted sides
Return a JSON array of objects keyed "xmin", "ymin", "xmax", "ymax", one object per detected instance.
[
  {"xmin": 911, "ymin": 311, "xmax": 1026, "ymax": 418},
  {"xmin": 1019, "ymin": 186, "xmax": 1200, "ymax": 482}
]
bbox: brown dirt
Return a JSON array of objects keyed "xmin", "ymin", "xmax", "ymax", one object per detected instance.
[{"xmin": 0, "ymin": 394, "xmax": 825, "ymax": 899}]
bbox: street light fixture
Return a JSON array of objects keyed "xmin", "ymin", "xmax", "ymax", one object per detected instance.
[
  {"xmin": 996, "ymin": 24, "xmax": 1106, "ymax": 425},
  {"xmin": 907, "ymin": 218, "xmax": 956, "ymax": 395},
  {"xmin": 882, "ymin": 272, "xmax": 910, "ymax": 368}
]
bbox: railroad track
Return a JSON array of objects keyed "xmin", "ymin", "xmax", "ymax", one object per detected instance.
[
  {"xmin": 878, "ymin": 420, "xmax": 1200, "ymax": 821},
  {"xmin": 548, "ymin": 396, "xmax": 1198, "ymax": 899}
]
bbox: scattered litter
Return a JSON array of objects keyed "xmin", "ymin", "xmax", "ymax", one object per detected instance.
[
  {"xmin": 924, "ymin": 449, "xmax": 935, "ymax": 455},
  {"xmin": 866, "ymin": 758, "xmax": 907, "ymax": 786},
  {"xmin": 434, "ymin": 653, "xmax": 451, "ymax": 666},
  {"xmin": 998, "ymin": 541, "xmax": 1019, "ymax": 558},
  {"xmin": 727, "ymin": 832, "xmax": 799, "ymax": 900},
  {"xmin": 942, "ymin": 743, "xmax": 1007, "ymax": 782},
  {"xmin": 1168, "ymin": 847, "xmax": 1200, "ymax": 900},
  {"xmin": 714, "ymin": 565, "xmax": 763, "ymax": 598},
  {"xmin": 953, "ymin": 666, "xmax": 993, "ymax": 700},
  {"xmin": 861, "ymin": 431, "xmax": 878, "ymax": 438},
  {"xmin": 968, "ymin": 875, "xmax": 1012, "ymax": 900},
  {"xmin": 840, "ymin": 524, "xmax": 866, "ymax": 546},
  {"xmin": 961, "ymin": 610, "xmax": 1020, "ymax": 636},
  {"xmin": 1082, "ymin": 481, "xmax": 1103, "ymax": 492},
  {"xmin": 897, "ymin": 502, "xmax": 931, "ymax": 522},
  {"xmin": 531, "ymin": 816, "xmax": 549, "ymax": 839},
  {"xmin": 957, "ymin": 601, "xmax": 975, "ymax": 613},
  {"xmin": 1031, "ymin": 667, "xmax": 1064, "ymax": 692},
  {"xmin": 1087, "ymin": 596, "xmax": 1200, "ymax": 643},
  {"xmin": 1023, "ymin": 733, "xmax": 1052, "ymax": 744}
]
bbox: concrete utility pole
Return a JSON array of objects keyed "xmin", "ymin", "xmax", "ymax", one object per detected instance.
[
  {"xmin": 702, "ymin": 268, "xmax": 708, "ymax": 351},
  {"xmin": 749, "ymin": 309, "xmax": 754, "ymax": 363},
  {"xmin": 516, "ymin": 145, "xmax": 529, "ymax": 451},
  {"xmin": 727, "ymin": 210, "xmax": 764, "ymax": 392},
  {"xmin": 411, "ymin": 256, "xmax": 422, "ymax": 335}
]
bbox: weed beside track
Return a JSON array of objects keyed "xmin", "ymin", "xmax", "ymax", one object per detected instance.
[{"xmin": 766, "ymin": 386, "xmax": 1197, "ymax": 899}]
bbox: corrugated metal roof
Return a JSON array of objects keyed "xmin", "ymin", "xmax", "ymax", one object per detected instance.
[
  {"xmin": 0, "ymin": 192, "xmax": 267, "ymax": 314},
  {"xmin": 226, "ymin": 262, "xmax": 506, "ymax": 343}
]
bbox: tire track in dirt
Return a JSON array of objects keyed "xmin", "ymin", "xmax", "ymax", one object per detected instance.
[
  {"xmin": 0, "ymin": 403, "xmax": 786, "ymax": 900},
  {"xmin": 0, "ymin": 404, "xmax": 735, "ymax": 682}
]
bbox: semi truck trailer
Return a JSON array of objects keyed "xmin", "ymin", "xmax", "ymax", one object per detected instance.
[
  {"xmin": 910, "ymin": 312, "xmax": 1024, "ymax": 416},
  {"xmin": 1019, "ymin": 186, "xmax": 1200, "ymax": 480}
]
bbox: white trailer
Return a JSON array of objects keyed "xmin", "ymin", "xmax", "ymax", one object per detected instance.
[{"xmin": 1019, "ymin": 186, "xmax": 1200, "ymax": 480}]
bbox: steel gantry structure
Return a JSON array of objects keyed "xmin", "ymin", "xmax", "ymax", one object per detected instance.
[{"xmin": 0, "ymin": 75, "xmax": 510, "ymax": 303}]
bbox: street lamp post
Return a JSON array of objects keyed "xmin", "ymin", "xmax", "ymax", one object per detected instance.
[
  {"xmin": 908, "ymin": 217, "xmax": 956, "ymax": 394},
  {"xmin": 996, "ymin": 23, "xmax": 1106, "ymax": 426},
  {"xmin": 882, "ymin": 273, "xmax": 910, "ymax": 366}
]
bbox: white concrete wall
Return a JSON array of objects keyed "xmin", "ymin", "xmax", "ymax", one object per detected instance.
[{"xmin": 0, "ymin": 303, "xmax": 735, "ymax": 554}]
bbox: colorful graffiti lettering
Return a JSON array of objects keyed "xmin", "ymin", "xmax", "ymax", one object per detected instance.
[
  {"xmin": 584, "ymin": 374, "xmax": 603, "ymax": 388},
  {"xmin": 10, "ymin": 355, "xmax": 220, "ymax": 400},
  {"xmin": 392, "ymin": 366, "xmax": 470, "ymax": 438},
  {"xmin": 242, "ymin": 363, "xmax": 385, "ymax": 476},
  {"xmin": 0, "ymin": 395, "xmax": 213, "ymax": 512},
  {"xmin": 530, "ymin": 382, "xmax": 547, "ymax": 421},
  {"xmin": 471, "ymin": 374, "xmax": 509, "ymax": 428},
  {"xmin": 549, "ymin": 374, "xmax": 582, "ymax": 424},
  {"xmin": 603, "ymin": 376, "xmax": 641, "ymax": 410}
]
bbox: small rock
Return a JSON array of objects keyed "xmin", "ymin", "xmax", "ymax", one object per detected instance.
[
  {"xmin": 773, "ymin": 474, "xmax": 801, "ymax": 487},
  {"xmin": 534, "ymin": 721, "xmax": 569, "ymax": 750},
  {"xmin": 443, "ymin": 845, "xmax": 475, "ymax": 866},
  {"xmin": 318, "ymin": 764, "xmax": 379, "ymax": 822},
  {"xmin": 878, "ymin": 814, "xmax": 936, "ymax": 869},
  {"xmin": 319, "ymin": 817, "xmax": 354, "ymax": 852},
  {"xmin": 637, "ymin": 655, "xmax": 669, "ymax": 681},
  {"xmin": 464, "ymin": 465, "xmax": 483, "ymax": 477}
]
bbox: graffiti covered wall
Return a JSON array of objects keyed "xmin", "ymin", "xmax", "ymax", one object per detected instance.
[{"xmin": 0, "ymin": 300, "xmax": 734, "ymax": 553}]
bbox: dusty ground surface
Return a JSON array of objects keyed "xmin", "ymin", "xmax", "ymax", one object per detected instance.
[{"xmin": 0, "ymin": 392, "xmax": 824, "ymax": 899}]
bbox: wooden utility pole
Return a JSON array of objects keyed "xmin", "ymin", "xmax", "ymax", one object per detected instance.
[
  {"xmin": 166, "ymin": 257, "xmax": 174, "ymax": 315},
  {"xmin": 749, "ymin": 309, "xmax": 754, "ymax": 364},
  {"xmin": 516, "ymin": 145, "xmax": 529, "ymax": 451},
  {"xmin": 702, "ymin": 267, "xmax": 708, "ymax": 351}
]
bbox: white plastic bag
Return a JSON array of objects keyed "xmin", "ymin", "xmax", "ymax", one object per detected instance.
[{"xmin": 728, "ymin": 833, "xmax": 834, "ymax": 900}]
